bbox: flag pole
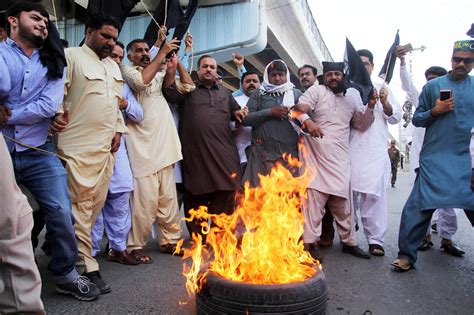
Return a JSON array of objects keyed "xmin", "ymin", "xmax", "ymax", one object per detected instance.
[{"xmin": 382, "ymin": 49, "xmax": 393, "ymax": 88}]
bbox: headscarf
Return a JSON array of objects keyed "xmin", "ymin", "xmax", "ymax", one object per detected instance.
[{"xmin": 260, "ymin": 59, "xmax": 295, "ymax": 107}]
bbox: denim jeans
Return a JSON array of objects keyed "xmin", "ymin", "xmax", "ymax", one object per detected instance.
[{"xmin": 11, "ymin": 139, "xmax": 79, "ymax": 285}]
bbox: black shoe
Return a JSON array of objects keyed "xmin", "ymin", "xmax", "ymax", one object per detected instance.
[
  {"xmin": 82, "ymin": 271, "xmax": 111, "ymax": 294},
  {"xmin": 304, "ymin": 243, "xmax": 324, "ymax": 262},
  {"xmin": 417, "ymin": 238, "xmax": 434, "ymax": 251},
  {"xmin": 342, "ymin": 244, "xmax": 371, "ymax": 259},
  {"xmin": 441, "ymin": 243, "xmax": 465, "ymax": 257},
  {"xmin": 56, "ymin": 276, "xmax": 100, "ymax": 301},
  {"xmin": 391, "ymin": 183, "xmax": 395, "ymax": 188},
  {"xmin": 431, "ymin": 223, "xmax": 438, "ymax": 233}
]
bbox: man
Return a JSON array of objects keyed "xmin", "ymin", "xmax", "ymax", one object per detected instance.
[
  {"xmin": 164, "ymin": 55, "xmax": 248, "ymax": 240},
  {"xmin": 397, "ymin": 47, "xmax": 464, "ymax": 255},
  {"xmin": 349, "ymin": 49, "xmax": 402, "ymax": 256},
  {"xmin": 388, "ymin": 140, "xmax": 400, "ymax": 187},
  {"xmin": 298, "ymin": 63, "xmax": 335, "ymax": 247},
  {"xmin": 0, "ymin": 26, "xmax": 6, "ymax": 41},
  {"xmin": 0, "ymin": 2, "xmax": 99, "ymax": 301},
  {"xmin": 121, "ymin": 37, "xmax": 194, "ymax": 263},
  {"xmin": 90, "ymin": 41, "xmax": 143, "ymax": 265},
  {"xmin": 233, "ymin": 70, "xmax": 260, "ymax": 171},
  {"xmin": 0, "ymin": 133, "xmax": 44, "ymax": 313},
  {"xmin": 298, "ymin": 64, "xmax": 318, "ymax": 91},
  {"xmin": 55, "ymin": 13, "xmax": 126, "ymax": 294},
  {"xmin": 231, "ymin": 52, "xmax": 250, "ymax": 97},
  {"xmin": 294, "ymin": 61, "xmax": 376, "ymax": 260},
  {"xmin": 392, "ymin": 40, "xmax": 474, "ymax": 271}
]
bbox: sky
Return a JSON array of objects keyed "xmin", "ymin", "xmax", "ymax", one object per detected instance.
[{"xmin": 308, "ymin": 0, "xmax": 473, "ymax": 139}]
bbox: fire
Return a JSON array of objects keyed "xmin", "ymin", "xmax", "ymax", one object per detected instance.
[{"xmin": 180, "ymin": 154, "xmax": 320, "ymax": 294}]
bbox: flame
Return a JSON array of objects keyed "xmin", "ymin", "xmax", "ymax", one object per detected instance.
[{"xmin": 182, "ymin": 154, "xmax": 320, "ymax": 294}]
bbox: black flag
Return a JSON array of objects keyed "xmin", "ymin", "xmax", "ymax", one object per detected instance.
[
  {"xmin": 344, "ymin": 38, "xmax": 374, "ymax": 105},
  {"xmin": 378, "ymin": 30, "xmax": 400, "ymax": 84},
  {"xmin": 86, "ymin": 0, "xmax": 140, "ymax": 30},
  {"xmin": 143, "ymin": 0, "xmax": 198, "ymax": 47}
]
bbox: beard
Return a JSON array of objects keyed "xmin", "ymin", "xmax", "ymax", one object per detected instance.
[
  {"xmin": 18, "ymin": 24, "xmax": 46, "ymax": 47},
  {"xmin": 328, "ymin": 80, "xmax": 346, "ymax": 94}
]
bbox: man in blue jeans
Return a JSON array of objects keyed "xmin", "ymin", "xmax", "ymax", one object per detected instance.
[{"xmin": 0, "ymin": 2, "xmax": 100, "ymax": 300}]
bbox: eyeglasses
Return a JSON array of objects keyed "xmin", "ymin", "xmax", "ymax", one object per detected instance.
[{"xmin": 452, "ymin": 56, "xmax": 474, "ymax": 64}]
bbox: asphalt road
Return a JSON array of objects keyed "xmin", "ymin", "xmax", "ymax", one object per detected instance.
[{"xmin": 38, "ymin": 171, "xmax": 474, "ymax": 314}]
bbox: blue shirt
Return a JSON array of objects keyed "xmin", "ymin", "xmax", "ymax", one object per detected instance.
[
  {"xmin": 108, "ymin": 83, "xmax": 144, "ymax": 194},
  {"xmin": 0, "ymin": 38, "xmax": 65, "ymax": 152},
  {"xmin": 413, "ymin": 74, "xmax": 474, "ymax": 210}
]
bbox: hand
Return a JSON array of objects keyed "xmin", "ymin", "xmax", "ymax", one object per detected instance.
[
  {"xmin": 155, "ymin": 25, "xmax": 167, "ymax": 47},
  {"xmin": 118, "ymin": 97, "xmax": 128, "ymax": 110},
  {"xmin": 0, "ymin": 105, "xmax": 12, "ymax": 125},
  {"xmin": 379, "ymin": 87, "xmax": 389, "ymax": 106},
  {"xmin": 431, "ymin": 97, "xmax": 454, "ymax": 116},
  {"xmin": 110, "ymin": 132, "xmax": 121, "ymax": 153},
  {"xmin": 291, "ymin": 103, "xmax": 312, "ymax": 114},
  {"xmin": 396, "ymin": 45, "xmax": 406, "ymax": 65},
  {"xmin": 271, "ymin": 106, "xmax": 289, "ymax": 119},
  {"xmin": 184, "ymin": 32, "xmax": 193, "ymax": 52},
  {"xmin": 303, "ymin": 119, "xmax": 324, "ymax": 138},
  {"xmin": 49, "ymin": 109, "xmax": 69, "ymax": 134},
  {"xmin": 161, "ymin": 38, "xmax": 180, "ymax": 55},
  {"xmin": 232, "ymin": 53, "xmax": 245, "ymax": 68},
  {"xmin": 167, "ymin": 51, "xmax": 178, "ymax": 69},
  {"xmin": 234, "ymin": 107, "xmax": 248, "ymax": 123},
  {"xmin": 367, "ymin": 88, "xmax": 378, "ymax": 109}
]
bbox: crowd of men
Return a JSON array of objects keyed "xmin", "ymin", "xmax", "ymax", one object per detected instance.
[{"xmin": 0, "ymin": 2, "xmax": 473, "ymax": 312}]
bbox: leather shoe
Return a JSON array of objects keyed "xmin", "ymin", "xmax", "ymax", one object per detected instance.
[
  {"xmin": 417, "ymin": 238, "xmax": 434, "ymax": 251},
  {"xmin": 160, "ymin": 243, "xmax": 184, "ymax": 256},
  {"xmin": 107, "ymin": 249, "xmax": 139, "ymax": 265},
  {"xmin": 441, "ymin": 242, "xmax": 465, "ymax": 257},
  {"xmin": 304, "ymin": 243, "xmax": 324, "ymax": 262},
  {"xmin": 342, "ymin": 244, "xmax": 371, "ymax": 259}
]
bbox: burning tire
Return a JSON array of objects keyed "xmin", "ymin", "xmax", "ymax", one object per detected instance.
[{"xmin": 196, "ymin": 267, "xmax": 327, "ymax": 314}]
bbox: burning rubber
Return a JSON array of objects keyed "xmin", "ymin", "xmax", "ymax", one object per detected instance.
[{"xmin": 196, "ymin": 269, "xmax": 327, "ymax": 314}]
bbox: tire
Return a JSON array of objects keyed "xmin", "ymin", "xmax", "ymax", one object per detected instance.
[{"xmin": 196, "ymin": 267, "xmax": 327, "ymax": 314}]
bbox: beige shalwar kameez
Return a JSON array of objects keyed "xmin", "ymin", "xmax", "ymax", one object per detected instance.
[
  {"xmin": 121, "ymin": 65, "xmax": 194, "ymax": 250},
  {"xmin": 297, "ymin": 86, "xmax": 374, "ymax": 245},
  {"xmin": 57, "ymin": 45, "xmax": 127, "ymax": 273},
  {"xmin": 0, "ymin": 134, "xmax": 44, "ymax": 314}
]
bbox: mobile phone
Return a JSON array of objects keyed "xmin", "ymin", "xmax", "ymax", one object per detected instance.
[
  {"xmin": 402, "ymin": 43, "xmax": 413, "ymax": 52},
  {"xmin": 440, "ymin": 89, "xmax": 452, "ymax": 101}
]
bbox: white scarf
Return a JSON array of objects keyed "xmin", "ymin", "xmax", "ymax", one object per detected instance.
[{"xmin": 260, "ymin": 59, "xmax": 295, "ymax": 107}]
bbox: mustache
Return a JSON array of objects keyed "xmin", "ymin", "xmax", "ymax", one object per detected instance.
[
  {"xmin": 247, "ymin": 85, "xmax": 256, "ymax": 90},
  {"xmin": 140, "ymin": 55, "xmax": 150, "ymax": 62}
]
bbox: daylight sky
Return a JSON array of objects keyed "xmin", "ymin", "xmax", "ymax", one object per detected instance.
[
  {"xmin": 308, "ymin": 0, "xmax": 473, "ymax": 138},
  {"xmin": 309, "ymin": 0, "xmax": 473, "ymax": 88}
]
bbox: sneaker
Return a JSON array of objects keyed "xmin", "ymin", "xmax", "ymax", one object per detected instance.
[
  {"xmin": 56, "ymin": 276, "xmax": 100, "ymax": 301},
  {"xmin": 83, "ymin": 271, "xmax": 111, "ymax": 294}
]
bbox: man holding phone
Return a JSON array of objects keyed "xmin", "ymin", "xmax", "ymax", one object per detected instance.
[{"xmin": 392, "ymin": 39, "xmax": 474, "ymax": 271}]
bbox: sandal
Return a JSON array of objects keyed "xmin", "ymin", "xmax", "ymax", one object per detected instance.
[
  {"xmin": 130, "ymin": 249, "xmax": 154, "ymax": 264},
  {"xmin": 369, "ymin": 244, "xmax": 385, "ymax": 256},
  {"xmin": 391, "ymin": 258, "xmax": 412, "ymax": 272}
]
